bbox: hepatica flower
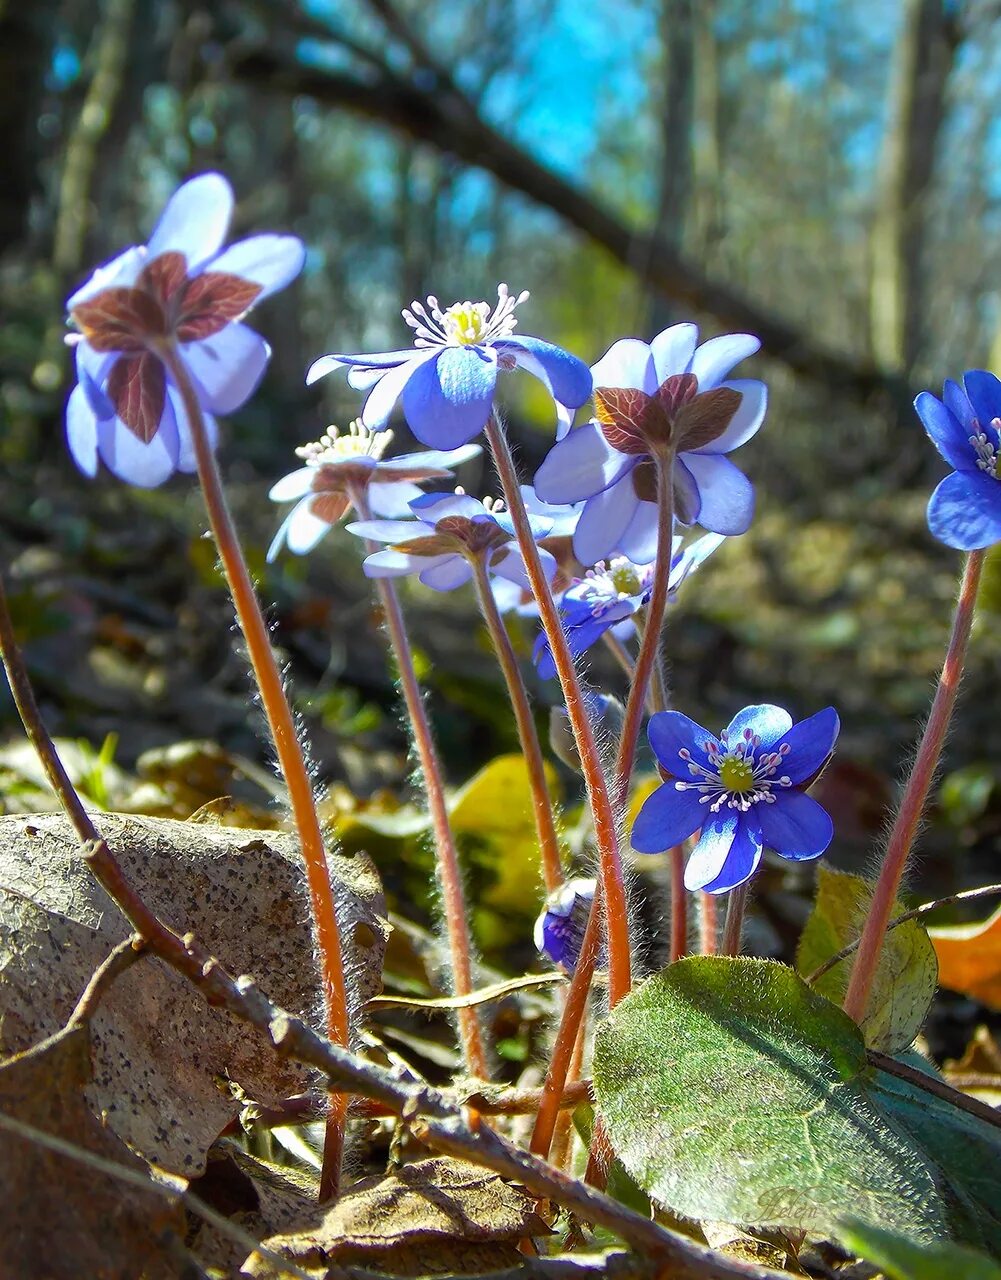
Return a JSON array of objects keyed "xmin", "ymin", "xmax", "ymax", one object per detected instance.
[
  {"xmin": 532, "ymin": 534, "xmax": 725, "ymax": 680},
  {"xmin": 917, "ymin": 370, "xmax": 1001, "ymax": 550},
  {"xmin": 535, "ymin": 324, "xmax": 766, "ymax": 562},
  {"xmin": 306, "ymin": 285, "xmax": 592, "ymax": 449},
  {"xmin": 267, "ymin": 421, "xmax": 479, "ymax": 560},
  {"xmin": 347, "ymin": 490, "xmax": 557, "ymax": 592},
  {"xmin": 65, "ymin": 172, "xmax": 305, "ymax": 487},
  {"xmin": 534, "ymin": 878, "xmax": 599, "ymax": 972},
  {"xmin": 632, "ymin": 704, "xmax": 839, "ymax": 894}
]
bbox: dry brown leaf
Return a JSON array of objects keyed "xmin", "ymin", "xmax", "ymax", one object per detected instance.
[
  {"xmin": 0, "ymin": 1020, "xmax": 183, "ymax": 1279},
  {"xmin": 943, "ymin": 1025, "xmax": 1001, "ymax": 1106},
  {"xmin": 0, "ymin": 812, "xmax": 388, "ymax": 1175},
  {"xmin": 244, "ymin": 1156, "xmax": 550, "ymax": 1277},
  {"xmin": 929, "ymin": 904, "xmax": 1001, "ymax": 1011}
]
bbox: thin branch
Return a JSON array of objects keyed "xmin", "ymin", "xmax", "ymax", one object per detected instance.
[
  {"xmin": 368, "ymin": 972, "xmax": 565, "ymax": 1011},
  {"xmin": 66, "ymin": 935, "xmax": 145, "ymax": 1029},
  {"xmin": 867, "ymin": 1050, "xmax": 1001, "ymax": 1132}
]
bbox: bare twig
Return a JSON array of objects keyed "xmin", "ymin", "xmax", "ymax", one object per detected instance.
[
  {"xmin": 867, "ymin": 1050, "xmax": 1001, "ymax": 1132},
  {"xmin": 806, "ymin": 881, "xmax": 1001, "ymax": 985},
  {"xmin": 66, "ymin": 935, "xmax": 145, "ymax": 1029}
]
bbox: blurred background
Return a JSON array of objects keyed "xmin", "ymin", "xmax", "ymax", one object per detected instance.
[{"xmin": 2, "ymin": 0, "xmax": 1001, "ymax": 982}]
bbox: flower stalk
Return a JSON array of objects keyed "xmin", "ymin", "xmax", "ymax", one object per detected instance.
[
  {"xmin": 720, "ymin": 881, "xmax": 749, "ymax": 956},
  {"xmin": 349, "ymin": 485, "xmax": 489, "ymax": 1081},
  {"xmin": 843, "ymin": 548, "xmax": 985, "ymax": 1024},
  {"xmin": 160, "ymin": 344, "xmax": 350, "ymax": 1201},
  {"xmin": 471, "ymin": 558, "xmax": 564, "ymax": 894}
]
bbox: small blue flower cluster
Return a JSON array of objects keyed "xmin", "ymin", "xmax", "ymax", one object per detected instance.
[{"xmin": 63, "ymin": 172, "xmax": 998, "ymax": 950}]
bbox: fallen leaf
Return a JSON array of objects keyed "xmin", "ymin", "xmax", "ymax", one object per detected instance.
[
  {"xmin": 930, "ymin": 905, "xmax": 1001, "ymax": 1012},
  {"xmin": 0, "ymin": 1020, "xmax": 183, "ymax": 1279},
  {"xmin": 0, "ymin": 812, "xmax": 388, "ymax": 1175},
  {"xmin": 244, "ymin": 1156, "xmax": 550, "ymax": 1276},
  {"xmin": 943, "ymin": 1026, "xmax": 1001, "ymax": 1106}
]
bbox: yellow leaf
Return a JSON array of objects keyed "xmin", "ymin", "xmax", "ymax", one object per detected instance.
[{"xmin": 930, "ymin": 905, "xmax": 1001, "ymax": 1011}]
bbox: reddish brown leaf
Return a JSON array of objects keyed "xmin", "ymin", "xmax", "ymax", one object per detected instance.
[
  {"xmin": 674, "ymin": 386, "xmax": 742, "ymax": 452},
  {"xmin": 139, "ymin": 251, "xmax": 189, "ymax": 309},
  {"xmin": 176, "ymin": 272, "xmax": 263, "ymax": 341},
  {"xmin": 71, "ymin": 288, "xmax": 166, "ymax": 352},
  {"xmin": 655, "ymin": 372, "xmax": 698, "ymax": 419},
  {"xmin": 309, "ymin": 493, "xmax": 351, "ymax": 525},
  {"xmin": 107, "ymin": 353, "xmax": 166, "ymax": 443},
  {"xmin": 594, "ymin": 386, "xmax": 667, "ymax": 453},
  {"xmin": 631, "ymin": 459, "xmax": 659, "ymax": 503}
]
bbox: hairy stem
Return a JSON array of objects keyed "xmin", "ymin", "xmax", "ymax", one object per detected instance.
[
  {"xmin": 843, "ymin": 549, "xmax": 984, "ymax": 1024},
  {"xmin": 472, "ymin": 557, "xmax": 563, "ymax": 894},
  {"xmin": 161, "ymin": 345, "xmax": 350, "ymax": 1200},
  {"xmin": 699, "ymin": 887, "xmax": 718, "ymax": 955},
  {"xmin": 720, "ymin": 882, "xmax": 749, "ymax": 957},
  {"xmin": 669, "ymin": 846, "xmax": 688, "ymax": 962},
  {"xmin": 350, "ymin": 485, "xmax": 489, "ymax": 1080}
]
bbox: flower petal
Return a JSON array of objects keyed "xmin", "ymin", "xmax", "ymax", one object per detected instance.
[
  {"xmin": 963, "ymin": 370, "xmax": 1001, "ymax": 432},
  {"xmin": 647, "ymin": 709, "xmax": 716, "ymax": 776},
  {"xmin": 66, "ymin": 385, "xmax": 99, "ymax": 477},
  {"xmin": 534, "ymin": 421, "xmax": 634, "ymax": 504},
  {"xmin": 685, "ymin": 811, "xmax": 763, "ymax": 893},
  {"xmin": 650, "ymin": 323, "xmax": 699, "ymax": 383},
  {"xmin": 385, "ymin": 442, "xmax": 482, "ymax": 471},
  {"xmin": 690, "ymin": 333, "xmax": 760, "ymax": 389},
  {"xmin": 402, "ymin": 345, "xmax": 498, "ymax": 448},
  {"xmin": 206, "ymin": 234, "xmax": 305, "ymax": 302},
  {"xmin": 670, "ymin": 533, "xmax": 726, "ymax": 592},
  {"xmin": 679, "ymin": 453, "xmax": 755, "ymax": 535},
  {"xmin": 779, "ymin": 707, "xmax": 840, "ymax": 784},
  {"xmin": 67, "ymin": 246, "xmax": 146, "ymax": 310},
  {"xmin": 409, "ymin": 491, "xmax": 487, "ymax": 522},
  {"xmin": 269, "ymin": 467, "xmax": 314, "ymax": 502},
  {"xmin": 590, "ymin": 338, "xmax": 656, "ymax": 394},
  {"xmin": 493, "ymin": 335, "xmax": 592, "ymax": 408},
  {"xmin": 724, "ymin": 704, "xmax": 792, "ymax": 748},
  {"xmin": 362, "ymin": 352, "xmax": 437, "ymax": 432},
  {"xmin": 271, "ymin": 499, "xmax": 332, "ymax": 558},
  {"xmin": 346, "ymin": 518, "xmax": 422, "ymax": 544},
  {"xmin": 757, "ymin": 791, "xmax": 833, "ymax": 861},
  {"xmin": 419, "ymin": 554, "xmax": 472, "ymax": 591},
  {"xmin": 180, "ymin": 322, "xmax": 270, "ymax": 414},
  {"xmin": 927, "ymin": 470, "xmax": 1001, "ymax": 550},
  {"xmin": 616, "ymin": 496, "xmax": 660, "ymax": 562},
  {"xmin": 362, "ymin": 548, "xmax": 438, "ymax": 578},
  {"xmin": 170, "ymin": 386, "xmax": 218, "ymax": 473},
  {"xmin": 146, "ymin": 173, "xmax": 233, "ymax": 269},
  {"xmin": 369, "ymin": 480, "xmax": 424, "ymax": 517},
  {"xmin": 631, "ymin": 782, "xmax": 706, "ymax": 853},
  {"xmin": 692, "ymin": 379, "xmax": 767, "ymax": 455},
  {"xmin": 572, "ymin": 475, "xmax": 642, "ymax": 564},
  {"xmin": 96, "ymin": 397, "xmax": 179, "ymax": 488},
  {"xmin": 915, "ymin": 390, "xmax": 974, "ymax": 472}
]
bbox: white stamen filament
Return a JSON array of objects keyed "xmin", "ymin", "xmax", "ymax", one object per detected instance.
[
  {"xmin": 402, "ymin": 284, "xmax": 530, "ymax": 349},
  {"xmin": 970, "ymin": 416, "xmax": 1001, "ymax": 477},
  {"xmin": 674, "ymin": 727, "xmax": 793, "ymax": 813},
  {"xmin": 296, "ymin": 419, "xmax": 393, "ymax": 467}
]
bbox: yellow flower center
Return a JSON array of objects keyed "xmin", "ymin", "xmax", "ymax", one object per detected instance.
[
  {"xmin": 442, "ymin": 302, "xmax": 491, "ymax": 345},
  {"xmin": 719, "ymin": 757, "xmax": 754, "ymax": 793}
]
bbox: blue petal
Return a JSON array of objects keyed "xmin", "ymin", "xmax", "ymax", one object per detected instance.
[
  {"xmin": 96, "ymin": 399, "xmax": 180, "ymax": 489},
  {"xmin": 631, "ymin": 781, "xmax": 706, "ymax": 853},
  {"xmin": 963, "ymin": 370, "xmax": 1001, "ymax": 431},
  {"xmin": 724, "ymin": 704, "xmax": 792, "ymax": 749},
  {"xmin": 616, "ymin": 497, "xmax": 660, "ymax": 562},
  {"xmin": 532, "ymin": 628, "xmax": 557, "ymax": 680},
  {"xmin": 369, "ymin": 480, "xmax": 423, "ymax": 517},
  {"xmin": 67, "ymin": 245, "xmax": 145, "ymax": 310},
  {"xmin": 382, "ymin": 442, "xmax": 482, "ymax": 471},
  {"xmin": 647, "ymin": 709, "xmax": 717, "ymax": 776},
  {"xmin": 689, "ymin": 333, "xmax": 760, "ymax": 390},
  {"xmin": 493, "ymin": 336, "xmax": 592, "ymax": 408},
  {"xmin": 534, "ymin": 421, "xmax": 635, "ymax": 504},
  {"xmin": 943, "ymin": 379, "xmax": 974, "ymax": 430},
  {"xmin": 927, "ymin": 470, "xmax": 1001, "ymax": 550},
  {"xmin": 419, "ymin": 554, "xmax": 472, "ymax": 591},
  {"xmin": 362, "ymin": 548, "xmax": 436, "ymax": 578},
  {"xmin": 146, "ymin": 173, "xmax": 233, "ymax": 270},
  {"xmin": 409, "ymin": 491, "xmax": 487, "ymax": 522},
  {"xmin": 347, "ymin": 518, "xmax": 424, "ymax": 544},
  {"xmin": 205, "ymin": 234, "xmax": 305, "ymax": 301},
  {"xmin": 402, "ymin": 346, "xmax": 498, "ymax": 448},
  {"xmin": 66, "ymin": 385, "xmax": 99, "ymax": 478},
  {"xmin": 914, "ymin": 390, "xmax": 974, "ymax": 472},
  {"xmin": 572, "ymin": 474, "xmax": 642, "ymax": 564},
  {"xmin": 75, "ymin": 345, "xmax": 115, "ymax": 419},
  {"xmin": 757, "ymin": 791, "xmax": 833, "ymax": 860},
  {"xmin": 650, "ymin": 323, "xmax": 699, "ymax": 383},
  {"xmin": 779, "ymin": 707, "xmax": 840, "ymax": 784},
  {"xmin": 685, "ymin": 811, "xmax": 763, "ymax": 894},
  {"xmin": 362, "ymin": 353, "xmax": 435, "ymax": 431},
  {"xmin": 679, "ymin": 453, "xmax": 755, "ymax": 535},
  {"xmin": 180, "ymin": 323, "xmax": 270, "ymax": 414},
  {"xmin": 171, "ymin": 386, "xmax": 217, "ymax": 473}
]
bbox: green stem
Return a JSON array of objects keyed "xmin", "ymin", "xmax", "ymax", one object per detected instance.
[
  {"xmin": 162, "ymin": 345, "xmax": 350, "ymax": 1201},
  {"xmin": 843, "ymin": 549, "xmax": 985, "ymax": 1024}
]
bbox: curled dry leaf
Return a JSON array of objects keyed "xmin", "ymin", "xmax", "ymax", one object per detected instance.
[
  {"xmin": 0, "ymin": 812, "xmax": 388, "ymax": 1175},
  {"xmin": 0, "ymin": 1020, "xmax": 184, "ymax": 1279},
  {"xmin": 244, "ymin": 1156, "xmax": 551, "ymax": 1277}
]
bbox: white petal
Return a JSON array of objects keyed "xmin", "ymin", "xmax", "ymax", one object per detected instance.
[{"xmin": 590, "ymin": 338, "xmax": 656, "ymax": 393}]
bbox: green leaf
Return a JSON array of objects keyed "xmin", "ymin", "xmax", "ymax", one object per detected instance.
[
  {"xmin": 796, "ymin": 865, "xmax": 937, "ymax": 1052},
  {"xmin": 840, "ymin": 1218, "xmax": 1001, "ymax": 1280},
  {"xmin": 592, "ymin": 956, "xmax": 1001, "ymax": 1250}
]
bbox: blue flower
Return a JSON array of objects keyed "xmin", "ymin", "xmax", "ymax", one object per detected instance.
[
  {"xmin": 347, "ymin": 490, "xmax": 557, "ymax": 592},
  {"xmin": 534, "ymin": 878, "xmax": 599, "ymax": 971},
  {"xmin": 631, "ymin": 704, "xmax": 839, "ymax": 894},
  {"xmin": 917, "ymin": 371, "xmax": 1001, "ymax": 550},
  {"xmin": 490, "ymin": 485, "xmax": 586, "ymax": 616},
  {"xmin": 534, "ymin": 324, "xmax": 766, "ymax": 562},
  {"xmin": 267, "ymin": 421, "xmax": 480, "ymax": 560},
  {"xmin": 306, "ymin": 285, "xmax": 592, "ymax": 450},
  {"xmin": 532, "ymin": 534, "xmax": 725, "ymax": 680},
  {"xmin": 65, "ymin": 173, "xmax": 305, "ymax": 488}
]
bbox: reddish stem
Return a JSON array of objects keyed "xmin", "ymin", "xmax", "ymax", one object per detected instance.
[
  {"xmin": 162, "ymin": 345, "xmax": 350, "ymax": 1201},
  {"xmin": 720, "ymin": 881, "xmax": 749, "ymax": 957},
  {"xmin": 699, "ymin": 886, "xmax": 718, "ymax": 955},
  {"xmin": 843, "ymin": 548, "xmax": 985, "ymax": 1024},
  {"xmin": 471, "ymin": 557, "xmax": 563, "ymax": 894},
  {"xmin": 350, "ymin": 486, "xmax": 489, "ymax": 1080},
  {"xmin": 669, "ymin": 846, "xmax": 688, "ymax": 962}
]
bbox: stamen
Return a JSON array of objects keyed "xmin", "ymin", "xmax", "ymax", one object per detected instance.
[
  {"xmin": 402, "ymin": 284, "xmax": 529, "ymax": 349},
  {"xmin": 970, "ymin": 417, "xmax": 1000, "ymax": 477},
  {"xmin": 295, "ymin": 419, "xmax": 392, "ymax": 467}
]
